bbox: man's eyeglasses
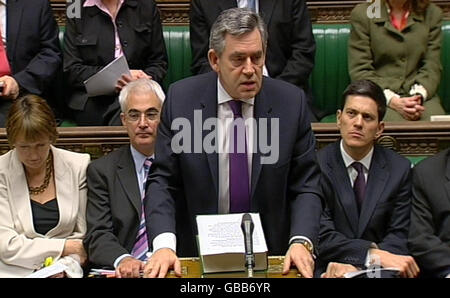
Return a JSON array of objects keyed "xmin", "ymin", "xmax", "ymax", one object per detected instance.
[{"xmin": 126, "ymin": 110, "xmax": 159, "ymax": 122}]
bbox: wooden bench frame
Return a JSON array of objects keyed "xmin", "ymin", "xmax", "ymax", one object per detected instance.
[{"xmin": 1, "ymin": 122, "xmax": 448, "ymax": 160}]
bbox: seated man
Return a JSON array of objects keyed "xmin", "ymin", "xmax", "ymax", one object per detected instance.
[
  {"xmin": 84, "ymin": 79, "xmax": 164, "ymax": 278},
  {"xmin": 0, "ymin": 0, "xmax": 61, "ymax": 126},
  {"xmin": 409, "ymin": 149, "xmax": 450, "ymax": 278},
  {"xmin": 316, "ymin": 80, "xmax": 419, "ymax": 278}
]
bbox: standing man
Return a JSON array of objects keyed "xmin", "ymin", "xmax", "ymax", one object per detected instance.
[
  {"xmin": 317, "ymin": 80, "xmax": 419, "ymax": 278},
  {"xmin": 409, "ymin": 149, "xmax": 450, "ymax": 278},
  {"xmin": 84, "ymin": 79, "xmax": 164, "ymax": 278},
  {"xmin": 0, "ymin": 0, "xmax": 62, "ymax": 126},
  {"xmin": 189, "ymin": 0, "xmax": 320, "ymax": 121},
  {"xmin": 144, "ymin": 8, "xmax": 322, "ymax": 278}
]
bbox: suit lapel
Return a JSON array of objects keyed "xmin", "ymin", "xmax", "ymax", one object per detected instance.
[
  {"xmin": 6, "ymin": 0, "xmax": 23, "ymax": 65},
  {"xmin": 358, "ymin": 147, "xmax": 388, "ymax": 236},
  {"xmin": 219, "ymin": 0, "xmax": 237, "ymax": 11},
  {"xmin": 9, "ymin": 149, "xmax": 36, "ymax": 236},
  {"xmin": 259, "ymin": 0, "xmax": 276, "ymax": 27},
  {"xmin": 328, "ymin": 142, "xmax": 359, "ymax": 235},
  {"xmin": 117, "ymin": 146, "xmax": 141, "ymax": 217},
  {"xmin": 445, "ymin": 152, "xmax": 450, "ymax": 204},
  {"xmin": 201, "ymin": 74, "xmax": 219, "ymax": 199},
  {"xmin": 47, "ymin": 146, "xmax": 71, "ymax": 237},
  {"xmin": 250, "ymin": 84, "xmax": 272, "ymax": 201}
]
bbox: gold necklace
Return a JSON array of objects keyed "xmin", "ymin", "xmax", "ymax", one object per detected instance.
[{"xmin": 28, "ymin": 152, "xmax": 53, "ymax": 196}]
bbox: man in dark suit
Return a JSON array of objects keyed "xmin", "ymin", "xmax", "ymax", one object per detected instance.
[
  {"xmin": 84, "ymin": 79, "xmax": 165, "ymax": 278},
  {"xmin": 143, "ymin": 8, "xmax": 322, "ymax": 278},
  {"xmin": 316, "ymin": 80, "xmax": 419, "ymax": 278},
  {"xmin": 409, "ymin": 150, "xmax": 450, "ymax": 278},
  {"xmin": 63, "ymin": 0, "xmax": 167, "ymax": 126},
  {"xmin": 189, "ymin": 0, "xmax": 320, "ymax": 121},
  {"xmin": 0, "ymin": 0, "xmax": 61, "ymax": 126}
]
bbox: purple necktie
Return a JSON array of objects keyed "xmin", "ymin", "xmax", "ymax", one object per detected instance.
[
  {"xmin": 131, "ymin": 157, "xmax": 153, "ymax": 261},
  {"xmin": 351, "ymin": 162, "xmax": 366, "ymax": 212},
  {"xmin": 228, "ymin": 100, "xmax": 250, "ymax": 213}
]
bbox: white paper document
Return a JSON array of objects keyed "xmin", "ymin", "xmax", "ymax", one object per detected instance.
[
  {"xmin": 26, "ymin": 262, "xmax": 68, "ymax": 278},
  {"xmin": 196, "ymin": 213, "xmax": 268, "ymax": 273},
  {"xmin": 343, "ymin": 267, "xmax": 400, "ymax": 278},
  {"xmin": 84, "ymin": 55, "xmax": 130, "ymax": 97}
]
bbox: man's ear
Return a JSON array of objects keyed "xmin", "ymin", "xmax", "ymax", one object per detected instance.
[
  {"xmin": 208, "ymin": 49, "xmax": 220, "ymax": 72},
  {"xmin": 336, "ymin": 109, "xmax": 342, "ymax": 129},
  {"xmin": 120, "ymin": 112, "xmax": 126, "ymax": 127},
  {"xmin": 375, "ymin": 121, "xmax": 385, "ymax": 139}
]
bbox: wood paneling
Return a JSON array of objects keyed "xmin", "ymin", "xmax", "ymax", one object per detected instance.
[
  {"xmin": 1, "ymin": 122, "xmax": 448, "ymax": 160},
  {"xmin": 51, "ymin": 1, "xmax": 450, "ymax": 26}
]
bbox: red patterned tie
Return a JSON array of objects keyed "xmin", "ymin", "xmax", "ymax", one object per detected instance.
[
  {"xmin": 0, "ymin": 27, "xmax": 11, "ymax": 77},
  {"xmin": 131, "ymin": 157, "xmax": 153, "ymax": 261}
]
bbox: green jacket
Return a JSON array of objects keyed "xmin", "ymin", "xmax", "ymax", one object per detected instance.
[{"xmin": 349, "ymin": 1, "xmax": 442, "ymax": 98}]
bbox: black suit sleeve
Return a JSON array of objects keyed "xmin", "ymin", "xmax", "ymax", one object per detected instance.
[
  {"xmin": 376, "ymin": 167, "xmax": 411, "ymax": 255},
  {"xmin": 409, "ymin": 165, "xmax": 450, "ymax": 277},
  {"xmin": 63, "ymin": 16, "xmax": 103, "ymax": 89},
  {"xmin": 288, "ymin": 87, "xmax": 322, "ymax": 246},
  {"xmin": 84, "ymin": 162, "xmax": 129, "ymax": 268},
  {"xmin": 13, "ymin": 0, "xmax": 61, "ymax": 95},
  {"xmin": 274, "ymin": 0, "xmax": 315, "ymax": 88},
  {"xmin": 140, "ymin": 0, "xmax": 168, "ymax": 84},
  {"xmin": 189, "ymin": 0, "xmax": 213, "ymax": 75},
  {"xmin": 145, "ymin": 86, "xmax": 179, "ymax": 242}
]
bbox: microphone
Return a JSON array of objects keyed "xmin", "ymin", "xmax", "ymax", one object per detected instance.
[{"xmin": 241, "ymin": 213, "xmax": 255, "ymax": 277}]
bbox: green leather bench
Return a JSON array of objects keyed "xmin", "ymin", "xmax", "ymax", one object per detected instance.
[
  {"xmin": 162, "ymin": 22, "xmax": 450, "ymax": 123},
  {"xmin": 58, "ymin": 21, "xmax": 450, "ymax": 124}
]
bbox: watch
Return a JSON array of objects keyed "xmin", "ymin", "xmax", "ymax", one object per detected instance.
[{"xmin": 291, "ymin": 239, "xmax": 313, "ymax": 254}]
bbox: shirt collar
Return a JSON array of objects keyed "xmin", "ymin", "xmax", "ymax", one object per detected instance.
[
  {"xmin": 84, "ymin": 0, "xmax": 125, "ymax": 8},
  {"xmin": 130, "ymin": 144, "xmax": 154, "ymax": 173},
  {"xmin": 340, "ymin": 140, "xmax": 373, "ymax": 172},
  {"xmin": 217, "ymin": 78, "xmax": 254, "ymax": 106}
]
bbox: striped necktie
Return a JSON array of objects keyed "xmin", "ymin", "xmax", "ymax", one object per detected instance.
[{"xmin": 131, "ymin": 157, "xmax": 153, "ymax": 261}]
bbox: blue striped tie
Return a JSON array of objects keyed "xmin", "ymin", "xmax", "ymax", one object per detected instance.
[{"xmin": 131, "ymin": 157, "xmax": 153, "ymax": 261}]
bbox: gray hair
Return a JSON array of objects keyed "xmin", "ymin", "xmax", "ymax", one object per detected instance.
[
  {"xmin": 209, "ymin": 8, "xmax": 268, "ymax": 57},
  {"xmin": 118, "ymin": 78, "xmax": 165, "ymax": 112}
]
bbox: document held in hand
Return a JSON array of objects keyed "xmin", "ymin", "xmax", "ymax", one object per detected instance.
[
  {"xmin": 84, "ymin": 55, "xmax": 130, "ymax": 97},
  {"xmin": 196, "ymin": 213, "xmax": 268, "ymax": 273}
]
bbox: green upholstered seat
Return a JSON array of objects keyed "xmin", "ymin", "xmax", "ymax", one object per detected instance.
[{"xmin": 162, "ymin": 26, "xmax": 192, "ymax": 91}]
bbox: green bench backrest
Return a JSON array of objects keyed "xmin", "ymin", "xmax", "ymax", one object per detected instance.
[{"xmin": 59, "ymin": 21, "xmax": 450, "ymax": 117}]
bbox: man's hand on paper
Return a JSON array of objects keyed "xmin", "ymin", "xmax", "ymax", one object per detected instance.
[
  {"xmin": 369, "ymin": 248, "xmax": 420, "ymax": 278},
  {"xmin": 116, "ymin": 70, "xmax": 152, "ymax": 91},
  {"xmin": 321, "ymin": 262, "xmax": 359, "ymax": 278},
  {"xmin": 282, "ymin": 243, "xmax": 314, "ymax": 278},
  {"xmin": 115, "ymin": 256, "xmax": 145, "ymax": 278},
  {"xmin": 143, "ymin": 248, "xmax": 181, "ymax": 278}
]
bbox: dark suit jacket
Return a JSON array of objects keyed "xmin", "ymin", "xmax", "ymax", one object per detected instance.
[
  {"xmin": 145, "ymin": 71, "xmax": 322, "ymax": 257},
  {"xmin": 316, "ymin": 142, "xmax": 412, "ymax": 274},
  {"xmin": 84, "ymin": 145, "xmax": 145, "ymax": 268},
  {"xmin": 63, "ymin": 0, "xmax": 167, "ymax": 111},
  {"xmin": 6, "ymin": 0, "xmax": 61, "ymax": 96},
  {"xmin": 409, "ymin": 149, "xmax": 450, "ymax": 278},
  {"xmin": 189, "ymin": 0, "xmax": 315, "ymax": 91}
]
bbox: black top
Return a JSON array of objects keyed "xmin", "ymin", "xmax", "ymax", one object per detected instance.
[{"xmin": 31, "ymin": 198, "xmax": 59, "ymax": 235}]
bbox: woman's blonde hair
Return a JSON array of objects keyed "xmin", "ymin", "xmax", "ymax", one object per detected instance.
[{"xmin": 6, "ymin": 95, "xmax": 58, "ymax": 146}]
